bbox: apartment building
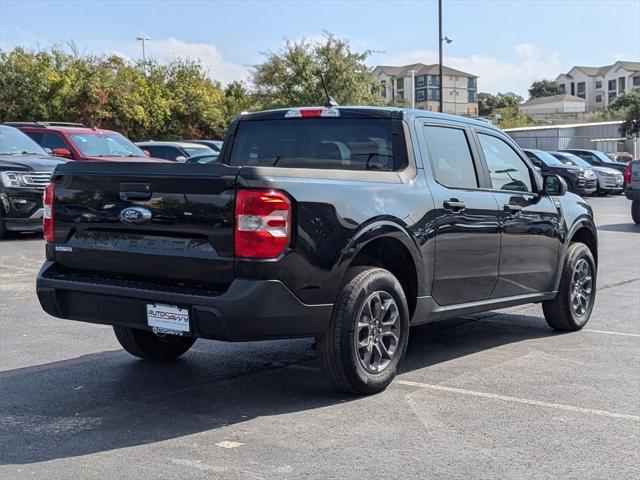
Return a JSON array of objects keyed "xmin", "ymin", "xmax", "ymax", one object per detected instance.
[
  {"xmin": 555, "ymin": 61, "xmax": 640, "ymax": 110},
  {"xmin": 373, "ymin": 63, "xmax": 479, "ymax": 116}
]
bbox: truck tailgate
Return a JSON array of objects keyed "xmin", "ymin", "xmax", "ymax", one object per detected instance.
[{"xmin": 49, "ymin": 162, "xmax": 240, "ymax": 291}]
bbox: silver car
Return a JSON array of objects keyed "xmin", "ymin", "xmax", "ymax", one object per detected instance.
[{"xmin": 550, "ymin": 151, "xmax": 624, "ymax": 195}]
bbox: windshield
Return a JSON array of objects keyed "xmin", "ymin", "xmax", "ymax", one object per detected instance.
[
  {"xmin": 552, "ymin": 152, "xmax": 591, "ymax": 168},
  {"xmin": 531, "ymin": 150, "xmax": 566, "ymax": 166},
  {"xmin": 591, "ymin": 150, "xmax": 619, "ymax": 164},
  {"xmin": 229, "ymin": 118, "xmax": 404, "ymax": 171},
  {"xmin": 69, "ymin": 132, "xmax": 145, "ymax": 157},
  {"xmin": 0, "ymin": 126, "xmax": 47, "ymax": 155},
  {"xmin": 183, "ymin": 146, "xmax": 213, "ymax": 157}
]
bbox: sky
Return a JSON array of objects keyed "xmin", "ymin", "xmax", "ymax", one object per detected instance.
[{"xmin": 1, "ymin": 0, "xmax": 639, "ymax": 97}]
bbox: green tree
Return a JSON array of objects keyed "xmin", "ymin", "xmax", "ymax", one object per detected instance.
[
  {"xmin": 223, "ymin": 80, "xmax": 252, "ymax": 121},
  {"xmin": 477, "ymin": 92, "xmax": 496, "ymax": 116},
  {"xmin": 528, "ymin": 79, "xmax": 561, "ymax": 99},
  {"xmin": 251, "ymin": 33, "xmax": 382, "ymax": 108},
  {"xmin": 609, "ymin": 92, "xmax": 640, "ymax": 137},
  {"xmin": 476, "ymin": 91, "xmax": 523, "ymax": 115},
  {"xmin": 0, "ymin": 47, "xmax": 231, "ymax": 140}
]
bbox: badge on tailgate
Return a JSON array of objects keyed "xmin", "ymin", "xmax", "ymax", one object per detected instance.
[{"xmin": 147, "ymin": 303, "xmax": 190, "ymax": 335}]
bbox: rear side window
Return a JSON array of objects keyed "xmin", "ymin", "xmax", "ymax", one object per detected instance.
[
  {"xmin": 424, "ymin": 125, "xmax": 478, "ymax": 189},
  {"xmin": 41, "ymin": 133, "xmax": 69, "ymax": 150},
  {"xmin": 145, "ymin": 146, "xmax": 180, "ymax": 161},
  {"xmin": 228, "ymin": 119, "xmax": 407, "ymax": 171},
  {"xmin": 478, "ymin": 133, "xmax": 532, "ymax": 193}
]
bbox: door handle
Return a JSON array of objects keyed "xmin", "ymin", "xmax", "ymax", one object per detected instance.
[
  {"xmin": 504, "ymin": 203, "xmax": 523, "ymax": 213},
  {"xmin": 443, "ymin": 199, "xmax": 466, "ymax": 212}
]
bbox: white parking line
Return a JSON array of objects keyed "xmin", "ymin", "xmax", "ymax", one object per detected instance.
[
  {"xmin": 396, "ymin": 379, "xmax": 640, "ymax": 421},
  {"xmin": 583, "ymin": 329, "xmax": 640, "ymax": 337},
  {"xmin": 287, "ymin": 365, "xmax": 639, "ymax": 421}
]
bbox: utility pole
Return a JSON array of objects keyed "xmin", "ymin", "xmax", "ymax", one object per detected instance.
[
  {"xmin": 136, "ymin": 36, "xmax": 151, "ymax": 63},
  {"xmin": 438, "ymin": 0, "xmax": 443, "ymax": 113}
]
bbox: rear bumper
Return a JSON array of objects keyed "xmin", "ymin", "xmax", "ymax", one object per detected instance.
[
  {"xmin": 36, "ymin": 261, "xmax": 333, "ymax": 341},
  {"xmin": 3, "ymin": 208, "xmax": 44, "ymax": 231},
  {"xmin": 626, "ymin": 191, "xmax": 640, "ymax": 201}
]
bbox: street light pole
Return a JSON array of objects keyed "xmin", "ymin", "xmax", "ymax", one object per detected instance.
[
  {"xmin": 438, "ymin": 0, "xmax": 443, "ymax": 113},
  {"xmin": 136, "ymin": 36, "xmax": 150, "ymax": 63}
]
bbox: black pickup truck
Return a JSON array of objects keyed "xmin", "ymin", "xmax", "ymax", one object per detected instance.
[{"xmin": 36, "ymin": 107, "xmax": 598, "ymax": 394}]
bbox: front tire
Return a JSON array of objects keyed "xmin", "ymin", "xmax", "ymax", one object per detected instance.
[
  {"xmin": 113, "ymin": 325, "xmax": 196, "ymax": 360},
  {"xmin": 632, "ymin": 200, "xmax": 640, "ymax": 224},
  {"xmin": 543, "ymin": 243, "xmax": 596, "ymax": 331},
  {"xmin": 319, "ymin": 267, "xmax": 410, "ymax": 395}
]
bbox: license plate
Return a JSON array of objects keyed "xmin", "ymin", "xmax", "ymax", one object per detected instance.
[{"xmin": 146, "ymin": 303, "xmax": 190, "ymax": 334}]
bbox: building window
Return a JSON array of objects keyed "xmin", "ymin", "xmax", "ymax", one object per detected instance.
[
  {"xmin": 577, "ymin": 82, "xmax": 585, "ymax": 94},
  {"xmin": 633, "ymin": 77, "xmax": 640, "ymax": 87},
  {"xmin": 608, "ymin": 92, "xmax": 617, "ymax": 102},
  {"xmin": 379, "ymin": 80, "xmax": 386, "ymax": 98},
  {"xmin": 608, "ymin": 79, "xmax": 617, "ymax": 91},
  {"xmin": 558, "ymin": 83, "xmax": 565, "ymax": 92},
  {"xmin": 417, "ymin": 76, "xmax": 425, "ymax": 86},
  {"xmin": 468, "ymin": 91, "xmax": 477, "ymax": 102},
  {"xmin": 595, "ymin": 94, "xmax": 602, "ymax": 103},
  {"xmin": 396, "ymin": 78, "xmax": 404, "ymax": 90},
  {"xmin": 417, "ymin": 90, "xmax": 425, "ymax": 101},
  {"xmin": 619, "ymin": 77, "xmax": 626, "ymax": 91},
  {"xmin": 397, "ymin": 91, "xmax": 404, "ymax": 100},
  {"xmin": 570, "ymin": 82, "xmax": 575, "ymax": 95},
  {"xmin": 468, "ymin": 77, "xmax": 477, "ymax": 88},
  {"xmin": 595, "ymin": 80, "xmax": 602, "ymax": 89},
  {"xmin": 428, "ymin": 89, "xmax": 440, "ymax": 101}
]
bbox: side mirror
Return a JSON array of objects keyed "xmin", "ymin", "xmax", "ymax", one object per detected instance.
[
  {"xmin": 143, "ymin": 149, "xmax": 151, "ymax": 157},
  {"xmin": 543, "ymin": 174, "xmax": 568, "ymax": 196},
  {"xmin": 52, "ymin": 147, "xmax": 72, "ymax": 159},
  {"xmin": 175, "ymin": 155, "xmax": 187, "ymax": 162}
]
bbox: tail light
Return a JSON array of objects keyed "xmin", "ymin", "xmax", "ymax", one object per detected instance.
[
  {"xmin": 624, "ymin": 163, "xmax": 632, "ymax": 185},
  {"xmin": 235, "ymin": 189, "xmax": 291, "ymax": 259},
  {"xmin": 43, "ymin": 182, "xmax": 55, "ymax": 242}
]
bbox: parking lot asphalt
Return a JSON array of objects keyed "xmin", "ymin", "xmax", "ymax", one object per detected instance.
[{"xmin": 0, "ymin": 195, "xmax": 638, "ymax": 480}]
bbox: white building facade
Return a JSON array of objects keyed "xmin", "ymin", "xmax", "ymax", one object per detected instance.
[
  {"xmin": 373, "ymin": 63, "xmax": 479, "ymax": 116},
  {"xmin": 555, "ymin": 61, "xmax": 640, "ymax": 111},
  {"xmin": 518, "ymin": 94, "xmax": 586, "ymax": 117}
]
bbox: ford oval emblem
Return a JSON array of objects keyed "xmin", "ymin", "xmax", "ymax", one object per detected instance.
[{"xmin": 119, "ymin": 207, "xmax": 152, "ymax": 225}]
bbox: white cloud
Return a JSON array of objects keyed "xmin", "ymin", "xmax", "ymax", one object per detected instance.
[
  {"xmin": 515, "ymin": 43, "xmax": 539, "ymax": 59},
  {"xmin": 142, "ymin": 37, "xmax": 249, "ymax": 85},
  {"xmin": 374, "ymin": 43, "xmax": 561, "ymax": 97}
]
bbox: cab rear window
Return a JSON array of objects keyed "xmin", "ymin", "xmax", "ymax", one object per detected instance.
[{"xmin": 228, "ymin": 119, "xmax": 407, "ymax": 171}]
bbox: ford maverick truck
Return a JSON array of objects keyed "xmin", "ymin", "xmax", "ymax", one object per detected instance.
[{"xmin": 36, "ymin": 107, "xmax": 598, "ymax": 394}]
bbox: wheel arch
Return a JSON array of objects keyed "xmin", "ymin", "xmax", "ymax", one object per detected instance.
[{"xmin": 339, "ymin": 221, "xmax": 423, "ymax": 317}]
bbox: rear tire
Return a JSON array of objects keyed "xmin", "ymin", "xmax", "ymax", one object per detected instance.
[
  {"xmin": 632, "ymin": 200, "xmax": 640, "ymax": 225},
  {"xmin": 319, "ymin": 267, "xmax": 410, "ymax": 395},
  {"xmin": 113, "ymin": 325, "xmax": 196, "ymax": 360},
  {"xmin": 542, "ymin": 243, "xmax": 596, "ymax": 331}
]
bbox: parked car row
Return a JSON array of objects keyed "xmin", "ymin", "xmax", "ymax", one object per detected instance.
[
  {"xmin": 3, "ymin": 122, "xmax": 222, "ymax": 164},
  {"xmin": 523, "ymin": 148, "xmax": 627, "ymax": 196}
]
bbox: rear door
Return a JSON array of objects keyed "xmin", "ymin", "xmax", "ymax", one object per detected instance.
[
  {"xmin": 419, "ymin": 121, "xmax": 501, "ymax": 306},
  {"xmin": 474, "ymin": 129, "xmax": 561, "ymax": 297}
]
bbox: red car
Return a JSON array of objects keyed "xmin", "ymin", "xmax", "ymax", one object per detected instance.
[{"xmin": 5, "ymin": 122, "xmax": 164, "ymax": 162}]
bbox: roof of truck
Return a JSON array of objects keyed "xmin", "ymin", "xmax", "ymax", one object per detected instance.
[{"xmin": 236, "ymin": 106, "xmax": 499, "ymax": 131}]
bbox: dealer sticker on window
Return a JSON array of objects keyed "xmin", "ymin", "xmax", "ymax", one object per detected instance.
[{"xmin": 147, "ymin": 303, "xmax": 190, "ymax": 334}]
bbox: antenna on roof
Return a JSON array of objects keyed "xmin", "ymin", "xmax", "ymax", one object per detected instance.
[{"xmin": 319, "ymin": 73, "xmax": 338, "ymax": 108}]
